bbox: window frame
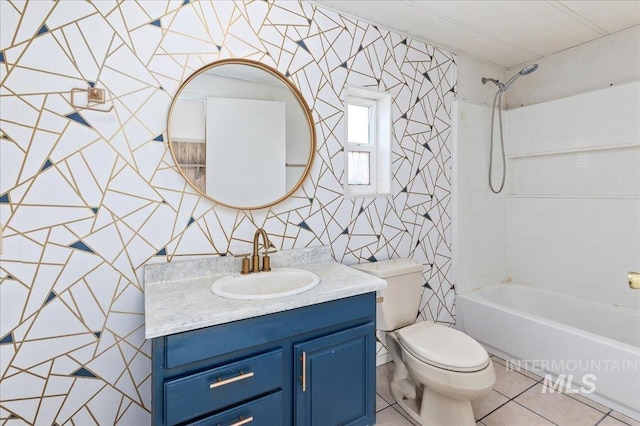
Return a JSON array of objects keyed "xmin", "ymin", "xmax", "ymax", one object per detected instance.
[
  {"xmin": 346, "ymin": 98, "xmax": 377, "ymax": 191},
  {"xmin": 344, "ymin": 87, "xmax": 392, "ymax": 198}
]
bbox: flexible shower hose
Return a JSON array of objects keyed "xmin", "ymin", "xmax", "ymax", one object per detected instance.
[{"xmin": 488, "ymin": 90, "xmax": 506, "ymax": 194}]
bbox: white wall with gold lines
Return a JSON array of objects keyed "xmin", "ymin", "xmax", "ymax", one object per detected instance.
[{"xmin": 0, "ymin": 1, "xmax": 456, "ymax": 423}]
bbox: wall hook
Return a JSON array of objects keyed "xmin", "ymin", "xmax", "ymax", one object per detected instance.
[{"xmin": 70, "ymin": 87, "xmax": 113, "ymax": 112}]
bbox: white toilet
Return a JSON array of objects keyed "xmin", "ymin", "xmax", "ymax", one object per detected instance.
[{"xmin": 353, "ymin": 259, "xmax": 495, "ymax": 426}]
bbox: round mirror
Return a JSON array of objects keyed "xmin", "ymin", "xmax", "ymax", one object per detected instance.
[{"xmin": 168, "ymin": 59, "xmax": 315, "ymax": 210}]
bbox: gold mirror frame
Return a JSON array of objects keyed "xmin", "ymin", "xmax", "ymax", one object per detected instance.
[{"xmin": 167, "ymin": 58, "xmax": 316, "ymax": 210}]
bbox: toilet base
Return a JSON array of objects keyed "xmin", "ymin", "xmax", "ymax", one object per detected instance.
[
  {"xmin": 419, "ymin": 386, "xmax": 476, "ymax": 426},
  {"xmin": 389, "ymin": 378, "xmax": 422, "ymax": 424},
  {"xmin": 390, "ymin": 377, "xmax": 476, "ymax": 426}
]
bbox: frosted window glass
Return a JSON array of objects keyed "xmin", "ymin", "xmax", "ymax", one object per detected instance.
[
  {"xmin": 348, "ymin": 104, "xmax": 370, "ymax": 144},
  {"xmin": 348, "ymin": 151, "xmax": 370, "ymax": 185}
]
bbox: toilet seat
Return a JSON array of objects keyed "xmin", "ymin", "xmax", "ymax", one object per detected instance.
[{"xmin": 397, "ymin": 322, "xmax": 490, "ymax": 372}]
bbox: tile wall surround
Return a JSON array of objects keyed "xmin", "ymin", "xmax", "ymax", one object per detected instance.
[
  {"xmin": 454, "ymin": 82, "xmax": 640, "ymax": 311},
  {"xmin": 506, "ymin": 82, "xmax": 640, "ymax": 310},
  {"xmin": 507, "ymin": 197, "xmax": 640, "ymax": 309},
  {"xmin": 507, "ymin": 81, "xmax": 640, "ymax": 196},
  {"xmin": 0, "ymin": 1, "xmax": 456, "ymax": 424},
  {"xmin": 453, "ymin": 100, "xmax": 509, "ymax": 296}
]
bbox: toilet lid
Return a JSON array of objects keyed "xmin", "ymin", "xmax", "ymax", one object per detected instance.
[{"xmin": 397, "ymin": 322, "xmax": 490, "ymax": 372}]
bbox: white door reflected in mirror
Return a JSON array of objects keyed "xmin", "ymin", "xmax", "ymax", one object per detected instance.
[{"xmin": 207, "ymin": 97, "xmax": 286, "ymax": 207}]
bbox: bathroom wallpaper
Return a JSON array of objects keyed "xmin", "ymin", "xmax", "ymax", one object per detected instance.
[{"xmin": 0, "ymin": 0, "xmax": 455, "ymax": 423}]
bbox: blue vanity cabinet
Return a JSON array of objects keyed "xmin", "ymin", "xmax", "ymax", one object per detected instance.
[{"xmin": 151, "ymin": 293, "xmax": 376, "ymax": 425}]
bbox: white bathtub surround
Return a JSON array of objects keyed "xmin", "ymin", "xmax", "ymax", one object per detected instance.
[
  {"xmin": 505, "ymin": 81, "xmax": 640, "ymax": 310},
  {"xmin": 506, "ymin": 81, "xmax": 640, "ymax": 193},
  {"xmin": 144, "ymin": 246, "xmax": 386, "ymax": 338},
  {"xmin": 453, "ymin": 100, "xmax": 509, "ymax": 294},
  {"xmin": 507, "ymin": 196, "xmax": 640, "ymax": 310},
  {"xmin": 458, "ymin": 283, "xmax": 640, "ymax": 421}
]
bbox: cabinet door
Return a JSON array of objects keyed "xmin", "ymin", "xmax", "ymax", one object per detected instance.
[{"xmin": 294, "ymin": 323, "xmax": 375, "ymax": 426}]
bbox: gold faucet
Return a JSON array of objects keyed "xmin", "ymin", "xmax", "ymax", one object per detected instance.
[{"xmin": 251, "ymin": 228, "xmax": 273, "ymax": 273}]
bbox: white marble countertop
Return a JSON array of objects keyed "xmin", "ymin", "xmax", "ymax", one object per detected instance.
[{"xmin": 144, "ymin": 247, "xmax": 387, "ymax": 338}]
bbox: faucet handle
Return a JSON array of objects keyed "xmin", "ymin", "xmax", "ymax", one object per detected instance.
[
  {"xmin": 262, "ymin": 253, "xmax": 271, "ymax": 272},
  {"xmin": 234, "ymin": 253, "xmax": 252, "ymax": 275},
  {"xmin": 261, "ymin": 244, "xmax": 276, "ymax": 272}
]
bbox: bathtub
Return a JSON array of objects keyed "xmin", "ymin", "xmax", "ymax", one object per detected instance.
[{"xmin": 457, "ymin": 283, "xmax": 640, "ymax": 420}]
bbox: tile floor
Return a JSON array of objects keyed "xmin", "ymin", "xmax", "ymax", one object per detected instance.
[{"xmin": 375, "ymin": 354, "xmax": 640, "ymax": 426}]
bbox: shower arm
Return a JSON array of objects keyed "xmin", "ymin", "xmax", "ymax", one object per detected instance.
[{"xmin": 481, "ymin": 77, "xmax": 505, "ymax": 92}]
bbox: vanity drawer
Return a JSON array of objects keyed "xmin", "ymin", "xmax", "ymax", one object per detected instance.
[
  {"xmin": 164, "ymin": 349, "xmax": 283, "ymax": 425},
  {"xmin": 190, "ymin": 391, "xmax": 283, "ymax": 426}
]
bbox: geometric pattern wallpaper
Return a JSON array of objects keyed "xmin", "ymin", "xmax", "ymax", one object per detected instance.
[{"xmin": 0, "ymin": 1, "xmax": 455, "ymax": 424}]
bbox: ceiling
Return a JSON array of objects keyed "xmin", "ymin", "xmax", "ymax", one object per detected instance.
[{"xmin": 312, "ymin": 1, "xmax": 640, "ymax": 69}]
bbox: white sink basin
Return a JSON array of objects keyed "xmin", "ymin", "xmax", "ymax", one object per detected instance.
[{"xmin": 211, "ymin": 267, "xmax": 320, "ymax": 300}]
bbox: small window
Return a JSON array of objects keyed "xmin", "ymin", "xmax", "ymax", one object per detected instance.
[{"xmin": 344, "ymin": 87, "xmax": 391, "ymax": 197}]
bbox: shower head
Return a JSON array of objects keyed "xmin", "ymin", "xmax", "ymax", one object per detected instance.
[
  {"xmin": 503, "ymin": 63, "xmax": 538, "ymax": 91},
  {"xmin": 519, "ymin": 64, "xmax": 538, "ymax": 75}
]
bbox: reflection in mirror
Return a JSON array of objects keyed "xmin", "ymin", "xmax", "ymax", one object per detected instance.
[{"xmin": 168, "ymin": 59, "xmax": 315, "ymax": 209}]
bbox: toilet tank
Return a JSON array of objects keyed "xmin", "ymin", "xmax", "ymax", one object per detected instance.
[{"xmin": 352, "ymin": 259, "xmax": 423, "ymax": 331}]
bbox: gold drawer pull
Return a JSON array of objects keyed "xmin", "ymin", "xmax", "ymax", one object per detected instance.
[
  {"xmin": 228, "ymin": 415, "xmax": 253, "ymax": 426},
  {"xmin": 301, "ymin": 352, "xmax": 307, "ymax": 392},
  {"xmin": 376, "ymin": 296, "xmax": 384, "ymax": 303},
  {"xmin": 209, "ymin": 371, "xmax": 254, "ymax": 389}
]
